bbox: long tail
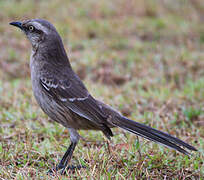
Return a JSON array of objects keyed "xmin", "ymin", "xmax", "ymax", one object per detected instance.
[{"xmin": 111, "ymin": 116, "xmax": 197, "ymax": 155}]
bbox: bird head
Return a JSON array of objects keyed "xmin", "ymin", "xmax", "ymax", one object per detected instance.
[{"xmin": 10, "ymin": 19, "xmax": 60, "ymax": 50}]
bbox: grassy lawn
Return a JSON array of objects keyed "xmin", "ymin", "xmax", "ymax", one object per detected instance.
[{"xmin": 0, "ymin": 0, "xmax": 204, "ymax": 179}]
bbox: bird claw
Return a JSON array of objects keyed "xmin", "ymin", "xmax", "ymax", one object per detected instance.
[{"xmin": 47, "ymin": 164, "xmax": 86, "ymax": 175}]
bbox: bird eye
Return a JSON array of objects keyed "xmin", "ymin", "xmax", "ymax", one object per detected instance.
[{"xmin": 28, "ymin": 25, "xmax": 34, "ymax": 32}]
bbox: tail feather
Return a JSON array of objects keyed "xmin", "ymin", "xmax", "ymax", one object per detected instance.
[{"xmin": 111, "ymin": 116, "xmax": 197, "ymax": 155}]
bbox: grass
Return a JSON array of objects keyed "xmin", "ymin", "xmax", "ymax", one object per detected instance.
[{"xmin": 0, "ymin": 0, "xmax": 204, "ymax": 179}]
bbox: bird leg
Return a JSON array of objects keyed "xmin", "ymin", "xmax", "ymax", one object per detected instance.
[
  {"xmin": 48, "ymin": 128, "xmax": 85, "ymax": 175},
  {"xmin": 56, "ymin": 142, "xmax": 77, "ymax": 170}
]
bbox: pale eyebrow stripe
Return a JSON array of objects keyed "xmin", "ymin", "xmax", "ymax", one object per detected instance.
[{"xmin": 31, "ymin": 22, "xmax": 49, "ymax": 34}]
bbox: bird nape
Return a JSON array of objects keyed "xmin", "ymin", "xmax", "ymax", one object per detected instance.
[{"xmin": 10, "ymin": 19, "xmax": 197, "ymax": 175}]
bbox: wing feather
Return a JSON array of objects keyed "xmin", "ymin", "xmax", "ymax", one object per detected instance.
[{"xmin": 40, "ymin": 75, "xmax": 107, "ymax": 126}]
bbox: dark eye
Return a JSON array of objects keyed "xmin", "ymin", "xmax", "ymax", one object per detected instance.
[{"xmin": 28, "ymin": 25, "xmax": 35, "ymax": 32}]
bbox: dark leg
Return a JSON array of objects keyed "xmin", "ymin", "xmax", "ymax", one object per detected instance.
[
  {"xmin": 56, "ymin": 142, "xmax": 77, "ymax": 172},
  {"xmin": 48, "ymin": 128, "xmax": 83, "ymax": 175}
]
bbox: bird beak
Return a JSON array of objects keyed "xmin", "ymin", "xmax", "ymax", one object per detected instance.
[{"xmin": 9, "ymin": 21, "xmax": 23, "ymax": 30}]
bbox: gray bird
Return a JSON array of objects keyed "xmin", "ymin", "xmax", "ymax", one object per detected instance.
[{"xmin": 10, "ymin": 19, "xmax": 197, "ymax": 174}]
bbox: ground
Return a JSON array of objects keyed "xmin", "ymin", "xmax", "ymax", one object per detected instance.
[{"xmin": 0, "ymin": 0, "xmax": 204, "ymax": 179}]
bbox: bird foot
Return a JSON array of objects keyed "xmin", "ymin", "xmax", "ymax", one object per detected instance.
[{"xmin": 48, "ymin": 164, "xmax": 86, "ymax": 175}]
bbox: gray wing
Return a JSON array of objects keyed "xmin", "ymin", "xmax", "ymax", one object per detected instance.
[{"xmin": 40, "ymin": 74, "xmax": 108, "ymax": 126}]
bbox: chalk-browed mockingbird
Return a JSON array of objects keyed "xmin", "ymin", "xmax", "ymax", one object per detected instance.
[{"xmin": 10, "ymin": 19, "xmax": 197, "ymax": 174}]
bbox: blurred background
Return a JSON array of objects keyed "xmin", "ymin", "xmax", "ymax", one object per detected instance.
[{"xmin": 0, "ymin": 0, "xmax": 203, "ymax": 179}]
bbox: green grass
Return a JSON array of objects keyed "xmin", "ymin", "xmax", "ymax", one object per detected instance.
[{"xmin": 0, "ymin": 0, "xmax": 204, "ymax": 179}]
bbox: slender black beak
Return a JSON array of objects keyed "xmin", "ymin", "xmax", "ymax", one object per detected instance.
[{"xmin": 9, "ymin": 21, "xmax": 23, "ymax": 30}]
